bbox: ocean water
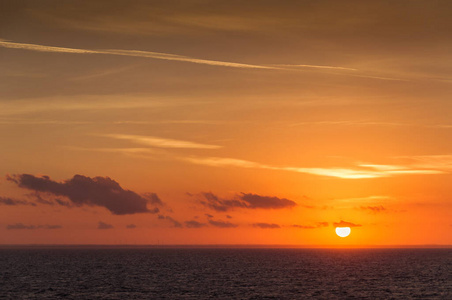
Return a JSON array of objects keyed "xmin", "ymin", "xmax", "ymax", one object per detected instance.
[{"xmin": 0, "ymin": 247, "xmax": 450, "ymax": 299}]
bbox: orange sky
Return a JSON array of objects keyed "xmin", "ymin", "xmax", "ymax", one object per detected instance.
[{"xmin": 0, "ymin": 0, "xmax": 451, "ymax": 246}]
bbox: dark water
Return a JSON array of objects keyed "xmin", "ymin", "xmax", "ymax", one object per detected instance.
[{"xmin": 0, "ymin": 247, "xmax": 450, "ymax": 299}]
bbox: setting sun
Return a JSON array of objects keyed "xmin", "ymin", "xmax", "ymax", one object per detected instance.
[{"xmin": 335, "ymin": 227, "xmax": 351, "ymax": 238}]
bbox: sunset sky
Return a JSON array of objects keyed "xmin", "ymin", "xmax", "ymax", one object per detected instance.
[{"xmin": 1, "ymin": 0, "xmax": 451, "ymax": 246}]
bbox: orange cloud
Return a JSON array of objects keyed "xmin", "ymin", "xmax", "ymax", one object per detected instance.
[{"xmin": 333, "ymin": 220, "xmax": 362, "ymax": 228}]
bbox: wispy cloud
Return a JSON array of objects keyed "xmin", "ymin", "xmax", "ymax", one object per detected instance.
[
  {"xmin": 184, "ymin": 156, "xmax": 444, "ymax": 179},
  {"xmin": 292, "ymin": 222, "xmax": 329, "ymax": 229},
  {"xmin": 0, "ymin": 40, "xmax": 275, "ymax": 70},
  {"xmin": 69, "ymin": 143, "xmax": 448, "ymax": 179},
  {"xmin": 289, "ymin": 120, "xmax": 413, "ymax": 127},
  {"xmin": 0, "ymin": 95, "xmax": 172, "ymax": 116},
  {"xmin": 276, "ymin": 64, "xmax": 357, "ymax": 71},
  {"xmin": 333, "ymin": 195, "xmax": 394, "ymax": 203},
  {"xmin": 103, "ymin": 134, "xmax": 221, "ymax": 150},
  {"xmin": 0, "ymin": 40, "xmax": 421, "ymax": 82},
  {"xmin": 395, "ymin": 155, "xmax": 452, "ymax": 171}
]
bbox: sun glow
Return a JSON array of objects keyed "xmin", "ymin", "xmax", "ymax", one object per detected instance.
[{"xmin": 335, "ymin": 227, "xmax": 351, "ymax": 238}]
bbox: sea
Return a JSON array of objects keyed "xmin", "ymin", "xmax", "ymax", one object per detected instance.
[{"xmin": 0, "ymin": 247, "xmax": 450, "ymax": 299}]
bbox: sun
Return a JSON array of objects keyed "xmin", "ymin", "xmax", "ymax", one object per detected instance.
[{"xmin": 335, "ymin": 227, "xmax": 351, "ymax": 238}]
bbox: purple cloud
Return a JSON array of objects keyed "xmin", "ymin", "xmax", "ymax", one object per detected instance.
[
  {"xmin": 98, "ymin": 221, "xmax": 114, "ymax": 229},
  {"xmin": 333, "ymin": 220, "xmax": 362, "ymax": 228},
  {"xmin": 252, "ymin": 223, "xmax": 281, "ymax": 229},
  {"xmin": 7, "ymin": 174, "xmax": 160, "ymax": 215},
  {"xmin": 199, "ymin": 192, "xmax": 297, "ymax": 212},
  {"xmin": 0, "ymin": 196, "xmax": 36, "ymax": 206},
  {"xmin": 185, "ymin": 220, "xmax": 207, "ymax": 228},
  {"xmin": 208, "ymin": 220, "xmax": 238, "ymax": 228}
]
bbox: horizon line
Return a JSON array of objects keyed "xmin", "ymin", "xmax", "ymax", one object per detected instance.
[{"xmin": 0, "ymin": 244, "xmax": 450, "ymax": 249}]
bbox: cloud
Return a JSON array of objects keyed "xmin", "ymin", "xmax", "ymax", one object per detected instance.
[
  {"xmin": 7, "ymin": 174, "xmax": 160, "ymax": 215},
  {"xmin": 103, "ymin": 134, "xmax": 221, "ymax": 149},
  {"xmin": 184, "ymin": 156, "xmax": 445, "ymax": 179},
  {"xmin": 394, "ymin": 155, "xmax": 452, "ymax": 172},
  {"xmin": 276, "ymin": 64, "xmax": 357, "ymax": 71},
  {"xmin": 42, "ymin": 225, "xmax": 63, "ymax": 229},
  {"xmin": 252, "ymin": 223, "xmax": 280, "ymax": 229},
  {"xmin": 158, "ymin": 215, "xmax": 183, "ymax": 228},
  {"xmin": 208, "ymin": 220, "xmax": 238, "ymax": 228},
  {"xmin": 316, "ymin": 222, "xmax": 329, "ymax": 228},
  {"xmin": 0, "ymin": 196, "xmax": 36, "ymax": 206},
  {"xmin": 126, "ymin": 224, "xmax": 137, "ymax": 229},
  {"xmin": 98, "ymin": 221, "xmax": 114, "ymax": 229},
  {"xmin": 185, "ymin": 220, "xmax": 207, "ymax": 228},
  {"xmin": 7, "ymin": 223, "xmax": 36, "ymax": 230},
  {"xmin": 359, "ymin": 205, "xmax": 386, "ymax": 213},
  {"xmin": 23, "ymin": 192, "xmax": 73, "ymax": 207},
  {"xmin": 333, "ymin": 220, "xmax": 362, "ymax": 228},
  {"xmin": 292, "ymin": 225, "xmax": 316, "ymax": 229},
  {"xmin": 199, "ymin": 192, "xmax": 297, "ymax": 212},
  {"xmin": 0, "ymin": 40, "xmax": 274, "ymax": 70},
  {"xmin": 240, "ymin": 193, "xmax": 297, "ymax": 209},
  {"xmin": 226, "ymin": 215, "xmax": 232, "ymax": 219},
  {"xmin": 143, "ymin": 193, "xmax": 164, "ymax": 206},
  {"xmin": 205, "ymin": 214, "xmax": 214, "ymax": 218},
  {"xmin": 6, "ymin": 223, "xmax": 62, "ymax": 230},
  {"xmin": 292, "ymin": 222, "xmax": 329, "ymax": 229},
  {"xmin": 199, "ymin": 192, "xmax": 245, "ymax": 212},
  {"xmin": 334, "ymin": 195, "xmax": 393, "ymax": 203}
]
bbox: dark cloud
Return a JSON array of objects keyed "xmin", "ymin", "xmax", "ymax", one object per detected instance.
[
  {"xmin": 126, "ymin": 224, "xmax": 137, "ymax": 229},
  {"xmin": 185, "ymin": 220, "xmax": 207, "ymax": 228},
  {"xmin": 205, "ymin": 214, "xmax": 214, "ymax": 218},
  {"xmin": 292, "ymin": 222, "xmax": 328, "ymax": 229},
  {"xmin": 30, "ymin": 193, "xmax": 55, "ymax": 205},
  {"xmin": 316, "ymin": 222, "xmax": 329, "ymax": 227},
  {"xmin": 158, "ymin": 215, "xmax": 182, "ymax": 228},
  {"xmin": 226, "ymin": 215, "xmax": 232, "ymax": 219},
  {"xmin": 6, "ymin": 223, "xmax": 62, "ymax": 230},
  {"xmin": 41, "ymin": 224, "xmax": 63, "ymax": 229},
  {"xmin": 208, "ymin": 220, "xmax": 238, "ymax": 228},
  {"xmin": 359, "ymin": 205, "xmax": 386, "ymax": 213},
  {"xmin": 241, "ymin": 193, "xmax": 297, "ymax": 209},
  {"xmin": 199, "ymin": 192, "xmax": 245, "ymax": 212},
  {"xmin": 143, "ymin": 193, "xmax": 164, "ymax": 206},
  {"xmin": 98, "ymin": 221, "xmax": 114, "ymax": 229},
  {"xmin": 7, "ymin": 174, "xmax": 160, "ymax": 215},
  {"xmin": 0, "ymin": 196, "xmax": 36, "ymax": 206},
  {"xmin": 252, "ymin": 223, "xmax": 280, "ymax": 229},
  {"xmin": 333, "ymin": 220, "xmax": 362, "ymax": 228},
  {"xmin": 199, "ymin": 192, "xmax": 296, "ymax": 212},
  {"xmin": 55, "ymin": 198, "xmax": 72, "ymax": 207},
  {"xmin": 6, "ymin": 223, "xmax": 36, "ymax": 230}
]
